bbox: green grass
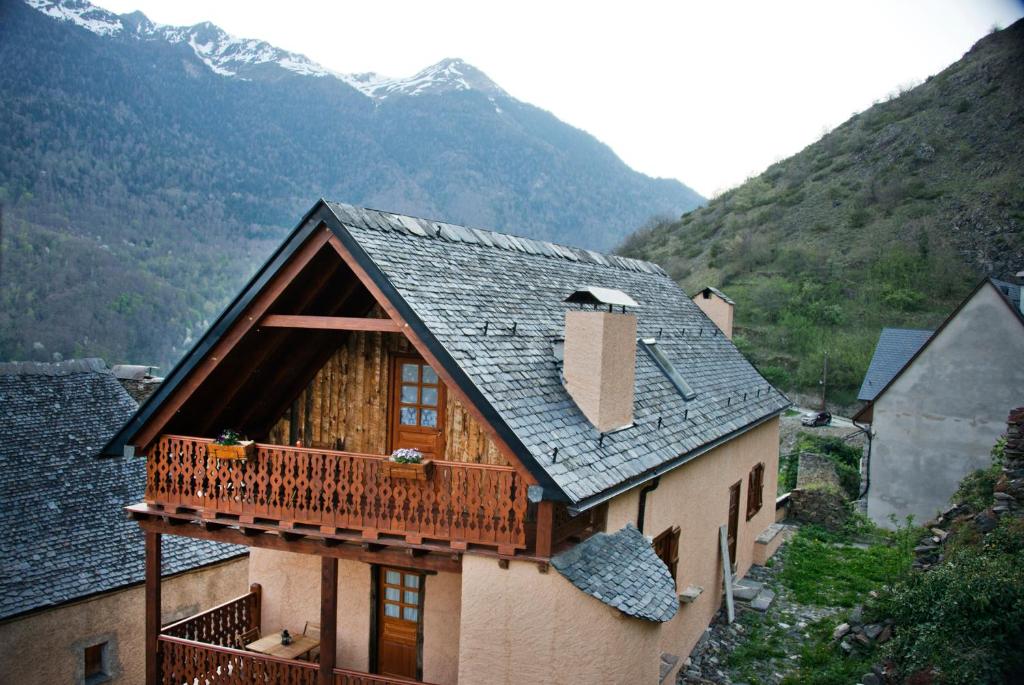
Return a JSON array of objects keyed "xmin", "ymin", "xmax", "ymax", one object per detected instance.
[
  {"xmin": 779, "ymin": 525, "xmax": 915, "ymax": 606},
  {"xmin": 781, "ymin": 615, "xmax": 877, "ymax": 685},
  {"xmin": 725, "ymin": 611, "xmax": 790, "ymax": 684}
]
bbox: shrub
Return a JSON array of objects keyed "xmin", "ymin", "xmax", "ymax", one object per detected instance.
[{"xmin": 871, "ymin": 524, "xmax": 1024, "ymax": 684}]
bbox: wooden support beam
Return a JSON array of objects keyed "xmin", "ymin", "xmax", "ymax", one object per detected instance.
[
  {"xmin": 249, "ymin": 582, "xmax": 263, "ymax": 632},
  {"xmin": 145, "ymin": 531, "xmax": 161, "ymax": 685},
  {"xmin": 535, "ymin": 500, "xmax": 554, "ymax": 559},
  {"xmin": 319, "ymin": 557, "xmax": 338, "ymax": 685},
  {"xmin": 133, "ymin": 516, "xmax": 463, "ymax": 574},
  {"xmin": 261, "ymin": 314, "xmax": 400, "ymax": 332},
  {"xmin": 133, "ymin": 229, "xmax": 331, "ymax": 450}
]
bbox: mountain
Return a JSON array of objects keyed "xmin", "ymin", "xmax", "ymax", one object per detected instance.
[
  {"xmin": 621, "ymin": 20, "xmax": 1024, "ymax": 407},
  {"xmin": 0, "ymin": 0, "xmax": 703, "ymax": 368}
]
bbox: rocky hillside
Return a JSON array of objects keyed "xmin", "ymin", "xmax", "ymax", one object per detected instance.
[
  {"xmin": 621, "ymin": 21, "xmax": 1024, "ymax": 405},
  {"xmin": 0, "ymin": 0, "xmax": 702, "ymax": 367}
]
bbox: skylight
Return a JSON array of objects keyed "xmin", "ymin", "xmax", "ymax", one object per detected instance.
[{"xmin": 640, "ymin": 339, "xmax": 696, "ymax": 401}]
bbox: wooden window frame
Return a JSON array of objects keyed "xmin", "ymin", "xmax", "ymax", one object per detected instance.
[
  {"xmin": 746, "ymin": 462, "xmax": 765, "ymax": 520},
  {"xmin": 387, "ymin": 354, "xmax": 447, "ymax": 457},
  {"xmin": 84, "ymin": 641, "xmax": 111, "ymax": 684},
  {"xmin": 652, "ymin": 525, "xmax": 680, "ymax": 581}
]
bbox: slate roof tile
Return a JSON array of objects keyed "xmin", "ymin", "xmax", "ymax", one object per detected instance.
[
  {"xmin": 327, "ymin": 201, "xmax": 788, "ymax": 504},
  {"xmin": 857, "ymin": 328, "xmax": 934, "ymax": 402},
  {"xmin": 0, "ymin": 359, "xmax": 244, "ymax": 621},
  {"xmin": 551, "ymin": 523, "xmax": 678, "ymax": 622}
]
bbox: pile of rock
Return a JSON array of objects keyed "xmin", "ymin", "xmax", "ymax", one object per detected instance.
[
  {"xmin": 994, "ymin": 406, "xmax": 1024, "ymax": 513},
  {"xmin": 830, "ymin": 604, "xmax": 896, "ymax": 685}
]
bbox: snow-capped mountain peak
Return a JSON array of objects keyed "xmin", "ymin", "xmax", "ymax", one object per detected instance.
[
  {"xmin": 23, "ymin": 0, "xmax": 506, "ymax": 99},
  {"xmin": 342, "ymin": 58, "xmax": 507, "ymax": 99}
]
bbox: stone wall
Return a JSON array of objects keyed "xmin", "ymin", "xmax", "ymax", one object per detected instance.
[
  {"xmin": 789, "ymin": 452, "xmax": 848, "ymax": 531},
  {"xmin": 795, "ymin": 452, "xmax": 842, "ymax": 490}
]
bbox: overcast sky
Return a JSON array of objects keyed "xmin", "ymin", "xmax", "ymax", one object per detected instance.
[{"xmin": 96, "ymin": 0, "xmax": 1024, "ymax": 197}]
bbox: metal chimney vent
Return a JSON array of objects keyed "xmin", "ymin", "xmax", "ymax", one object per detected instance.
[{"xmin": 564, "ymin": 287, "xmax": 638, "ymax": 311}]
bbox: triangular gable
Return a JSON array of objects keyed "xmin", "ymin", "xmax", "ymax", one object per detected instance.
[
  {"xmin": 855, "ymin": 277, "xmax": 1024, "ymax": 421},
  {"xmin": 104, "ymin": 200, "xmax": 565, "ymax": 500}
]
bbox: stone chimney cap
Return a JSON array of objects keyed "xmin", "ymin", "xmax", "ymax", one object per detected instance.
[{"xmin": 564, "ymin": 287, "xmax": 638, "ymax": 309}]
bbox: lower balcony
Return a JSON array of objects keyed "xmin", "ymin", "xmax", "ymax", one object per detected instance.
[
  {"xmin": 158, "ymin": 583, "xmax": 433, "ymax": 685},
  {"xmin": 146, "ymin": 435, "xmax": 530, "ymax": 555}
]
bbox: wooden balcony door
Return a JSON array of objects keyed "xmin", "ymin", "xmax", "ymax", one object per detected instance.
[
  {"xmin": 389, "ymin": 355, "xmax": 446, "ymax": 459},
  {"xmin": 727, "ymin": 481, "xmax": 741, "ymax": 570},
  {"xmin": 375, "ymin": 567, "xmax": 424, "ymax": 680}
]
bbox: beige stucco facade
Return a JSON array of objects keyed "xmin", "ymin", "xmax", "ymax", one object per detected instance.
[
  {"xmin": 0, "ymin": 556, "xmax": 248, "ymax": 685},
  {"xmin": 605, "ymin": 416, "xmax": 780, "ymax": 680},
  {"xmin": 244, "ymin": 417, "xmax": 781, "ymax": 685},
  {"xmin": 248, "ymin": 548, "xmax": 462, "ymax": 685},
  {"xmin": 868, "ymin": 282, "xmax": 1024, "ymax": 527},
  {"xmin": 691, "ymin": 291, "xmax": 734, "ymax": 339}
]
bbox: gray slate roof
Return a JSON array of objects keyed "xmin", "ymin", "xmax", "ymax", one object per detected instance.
[
  {"xmin": 328, "ymin": 202, "xmax": 790, "ymax": 504},
  {"xmin": 551, "ymin": 523, "xmax": 678, "ymax": 622},
  {"xmin": 992, "ymin": 278, "xmax": 1022, "ymax": 314},
  {"xmin": 857, "ymin": 328, "xmax": 933, "ymax": 402},
  {"xmin": 0, "ymin": 359, "xmax": 244, "ymax": 621}
]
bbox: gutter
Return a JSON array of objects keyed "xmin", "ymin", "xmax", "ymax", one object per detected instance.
[
  {"xmin": 636, "ymin": 477, "xmax": 661, "ymax": 534},
  {"xmin": 567, "ymin": 408, "xmax": 788, "ymax": 515}
]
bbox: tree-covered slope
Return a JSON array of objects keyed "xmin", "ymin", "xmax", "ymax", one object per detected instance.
[
  {"xmin": 0, "ymin": 0, "xmax": 702, "ymax": 367},
  {"xmin": 621, "ymin": 21, "xmax": 1024, "ymax": 406}
]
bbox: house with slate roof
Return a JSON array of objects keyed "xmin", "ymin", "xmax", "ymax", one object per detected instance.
[
  {"xmin": 109, "ymin": 201, "xmax": 790, "ymax": 685},
  {"xmin": 0, "ymin": 359, "xmax": 247, "ymax": 685},
  {"xmin": 854, "ymin": 278, "xmax": 1024, "ymax": 528}
]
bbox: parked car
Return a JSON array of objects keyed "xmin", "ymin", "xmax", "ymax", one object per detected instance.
[{"xmin": 801, "ymin": 410, "xmax": 832, "ymax": 427}]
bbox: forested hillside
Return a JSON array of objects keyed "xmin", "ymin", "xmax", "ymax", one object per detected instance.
[
  {"xmin": 622, "ymin": 20, "xmax": 1024, "ymax": 406},
  {"xmin": 0, "ymin": 0, "xmax": 702, "ymax": 368}
]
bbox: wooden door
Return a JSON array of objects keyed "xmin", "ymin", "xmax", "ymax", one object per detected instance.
[
  {"xmin": 376, "ymin": 567, "xmax": 423, "ymax": 680},
  {"xmin": 390, "ymin": 355, "xmax": 446, "ymax": 459},
  {"xmin": 727, "ymin": 481, "xmax": 741, "ymax": 568}
]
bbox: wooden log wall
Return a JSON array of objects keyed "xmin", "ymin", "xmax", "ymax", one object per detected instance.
[{"xmin": 268, "ymin": 322, "xmax": 506, "ymax": 466}]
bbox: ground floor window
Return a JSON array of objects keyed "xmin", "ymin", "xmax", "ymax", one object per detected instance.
[{"xmin": 84, "ymin": 641, "xmax": 110, "ymax": 684}]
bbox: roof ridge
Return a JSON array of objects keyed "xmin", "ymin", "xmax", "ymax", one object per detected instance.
[
  {"xmin": 0, "ymin": 358, "xmax": 111, "ymax": 376},
  {"xmin": 325, "ymin": 201, "xmax": 666, "ymax": 276}
]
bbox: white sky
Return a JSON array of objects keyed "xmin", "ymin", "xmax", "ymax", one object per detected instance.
[{"xmin": 95, "ymin": 0, "xmax": 1024, "ymax": 197}]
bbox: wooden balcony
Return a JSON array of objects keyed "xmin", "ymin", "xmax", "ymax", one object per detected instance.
[{"xmin": 146, "ymin": 435, "xmax": 530, "ymax": 554}]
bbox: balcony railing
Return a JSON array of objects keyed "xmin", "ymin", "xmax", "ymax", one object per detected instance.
[
  {"xmin": 146, "ymin": 435, "xmax": 529, "ymax": 552},
  {"xmin": 159, "ymin": 636, "xmax": 429, "ymax": 685},
  {"xmin": 162, "ymin": 583, "xmax": 261, "ymax": 647}
]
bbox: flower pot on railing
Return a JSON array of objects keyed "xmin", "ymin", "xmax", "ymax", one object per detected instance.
[
  {"xmin": 383, "ymin": 448, "xmax": 432, "ymax": 481},
  {"xmin": 207, "ymin": 441, "xmax": 255, "ymax": 460},
  {"xmin": 208, "ymin": 430, "xmax": 255, "ymax": 460}
]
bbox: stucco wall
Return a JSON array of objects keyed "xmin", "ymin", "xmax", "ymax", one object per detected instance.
[
  {"xmin": 605, "ymin": 417, "xmax": 780, "ymax": 679},
  {"xmin": 0, "ymin": 556, "xmax": 248, "ymax": 685},
  {"xmin": 458, "ymin": 554, "xmax": 662, "ymax": 685},
  {"xmin": 868, "ymin": 283, "xmax": 1024, "ymax": 527},
  {"xmin": 248, "ymin": 549, "xmax": 461, "ymax": 684},
  {"xmin": 692, "ymin": 293, "xmax": 734, "ymax": 339}
]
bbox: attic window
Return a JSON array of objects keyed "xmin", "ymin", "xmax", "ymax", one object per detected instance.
[{"xmin": 640, "ymin": 339, "xmax": 696, "ymax": 401}]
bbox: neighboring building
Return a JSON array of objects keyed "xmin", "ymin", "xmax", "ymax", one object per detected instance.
[
  {"xmin": 107, "ymin": 201, "xmax": 790, "ymax": 685},
  {"xmin": 0, "ymin": 359, "xmax": 247, "ymax": 685},
  {"xmin": 855, "ymin": 328, "xmax": 933, "ymax": 423},
  {"xmin": 855, "ymin": 278, "xmax": 1024, "ymax": 528},
  {"xmin": 691, "ymin": 286, "xmax": 735, "ymax": 339}
]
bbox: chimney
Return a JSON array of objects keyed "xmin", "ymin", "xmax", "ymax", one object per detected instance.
[
  {"xmin": 562, "ymin": 287, "xmax": 638, "ymax": 432},
  {"xmin": 692, "ymin": 286, "xmax": 734, "ymax": 339}
]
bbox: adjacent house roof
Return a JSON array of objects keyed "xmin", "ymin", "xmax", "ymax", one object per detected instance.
[
  {"xmin": 992, "ymin": 278, "xmax": 1022, "ymax": 314},
  {"xmin": 0, "ymin": 359, "xmax": 244, "ymax": 621},
  {"xmin": 855, "ymin": 278, "xmax": 1024, "ymax": 420},
  {"xmin": 106, "ymin": 200, "xmax": 789, "ymax": 509},
  {"xmin": 551, "ymin": 523, "xmax": 678, "ymax": 622},
  {"xmin": 856, "ymin": 328, "xmax": 933, "ymax": 402}
]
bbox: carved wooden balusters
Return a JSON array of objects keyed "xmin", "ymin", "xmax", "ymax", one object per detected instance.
[
  {"xmin": 161, "ymin": 586, "xmax": 260, "ymax": 647},
  {"xmin": 147, "ymin": 435, "xmax": 528, "ymax": 551}
]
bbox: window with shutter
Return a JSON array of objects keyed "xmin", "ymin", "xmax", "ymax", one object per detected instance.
[
  {"xmin": 652, "ymin": 526, "xmax": 681, "ymax": 581},
  {"xmin": 746, "ymin": 462, "xmax": 765, "ymax": 520}
]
